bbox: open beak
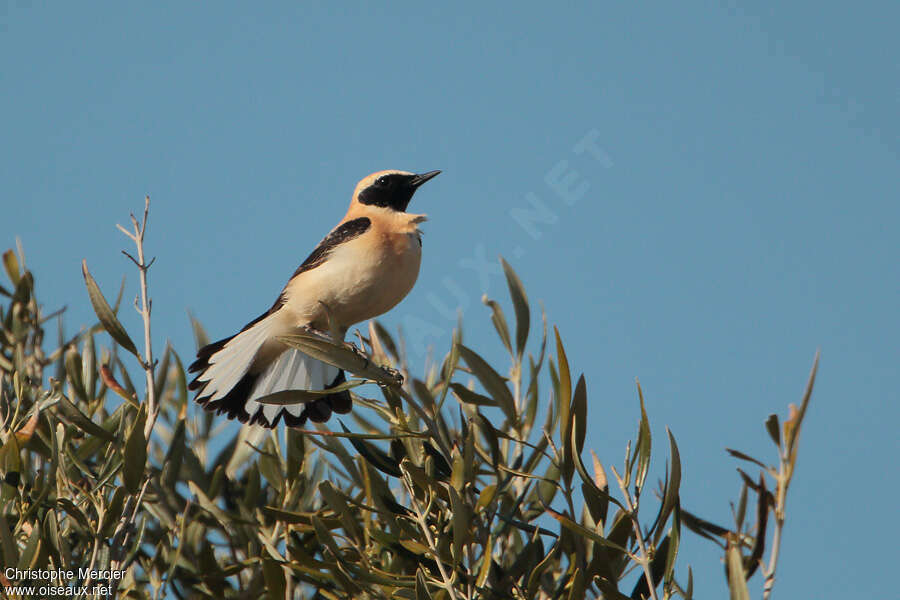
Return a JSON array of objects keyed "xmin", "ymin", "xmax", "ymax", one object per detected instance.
[{"xmin": 410, "ymin": 170, "xmax": 441, "ymax": 188}]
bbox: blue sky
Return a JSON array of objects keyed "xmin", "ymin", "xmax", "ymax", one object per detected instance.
[{"xmin": 3, "ymin": 2, "xmax": 898, "ymax": 597}]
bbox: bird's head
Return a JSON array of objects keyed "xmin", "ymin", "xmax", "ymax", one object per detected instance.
[{"xmin": 352, "ymin": 169, "xmax": 441, "ymax": 212}]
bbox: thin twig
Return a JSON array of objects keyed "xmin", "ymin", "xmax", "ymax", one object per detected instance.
[
  {"xmin": 611, "ymin": 464, "xmax": 660, "ymax": 600},
  {"xmin": 105, "ymin": 197, "xmax": 159, "ymax": 600},
  {"xmin": 763, "ymin": 351, "xmax": 818, "ymax": 600},
  {"xmin": 402, "ymin": 466, "xmax": 462, "ymax": 600},
  {"xmin": 118, "ymin": 196, "xmax": 159, "ymax": 437}
]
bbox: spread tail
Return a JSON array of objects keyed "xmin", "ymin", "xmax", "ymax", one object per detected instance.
[{"xmin": 189, "ymin": 313, "xmax": 351, "ymax": 428}]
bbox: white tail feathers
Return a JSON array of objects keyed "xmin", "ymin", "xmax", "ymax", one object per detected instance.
[
  {"xmin": 243, "ymin": 348, "xmax": 340, "ymax": 424},
  {"xmin": 196, "ymin": 315, "xmax": 277, "ymax": 402},
  {"xmin": 190, "ymin": 311, "xmax": 352, "ymax": 428}
]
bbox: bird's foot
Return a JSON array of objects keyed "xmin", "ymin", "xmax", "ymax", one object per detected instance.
[{"xmin": 301, "ymin": 325, "xmax": 336, "ymax": 341}]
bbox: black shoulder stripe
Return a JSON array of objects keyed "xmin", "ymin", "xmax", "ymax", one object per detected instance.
[{"xmin": 290, "ymin": 217, "xmax": 371, "ymax": 279}]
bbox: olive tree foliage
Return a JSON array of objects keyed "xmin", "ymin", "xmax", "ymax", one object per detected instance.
[{"xmin": 0, "ymin": 201, "xmax": 816, "ymax": 599}]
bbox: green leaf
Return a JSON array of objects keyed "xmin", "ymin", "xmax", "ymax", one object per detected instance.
[
  {"xmin": 476, "ymin": 484, "xmax": 497, "ymax": 512},
  {"xmin": 785, "ymin": 350, "xmax": 819, "ymax": 458},
  {"xmin": 372, "ymin": 319, "xmax": 399, "ymax": 361},
  {"xmin": 500, "ymin": 257, "xmax": 530, "ymax": 359},
  {"xmin": 311, "ymin": 515, "xmax": 343, "ymax": 561},
  {"xmin": 725, "ymin": 448, "xmax": 769, "ymax": 470},
  {"xmin": 663, "ymin": 505, "xmax": 681, "ymax": 592},
  {"xmin": 412, "ymin": 378, "xmax": 436, "ymax": 413},
  {"xmin": 450, "ymin": 451, "xmax": 465, "ymax": 491},
  {"xmin": 448, "ymin": 486, "xmax": 471, "ymax": 560},
  {"xmin": 765, "ymin": 413, "xmax": 781, "ymax": 448},
  {"xmin": 472, "ymin": 413, "xmax": 501, "ymax": 469},
  {"xmin": 226, "ymin": 425, "xmax": 267, "ymax": 479},
  {"xmin": 2, "ymin": 250, "xmax": 21, "ymax": 286},
  {"xmin": 0, "ymin": 437, "xmax": 21, "ymax": 504},
  {"xmin": 634, "ymin": 380, "xmax": 652, "ymax": 492},
  {"xmin": 0, "ymin": 514, "xmax": 18, "ymax": 567},
  {"xmin": 11, "ymin": 271, "xmax": 33, "ymax": 305},
  {"xmin": 81, "ymin": 260, "xmax": 140, "ymax": 358},
  {"xmin": 99, "ymin": 486, "xmax": 127, "ymax": 537},
  {"xmin": 555, "ymin": 328, "xmax": 574, "ymax": 485},
  {"xmin": 571, "ymin": 374, "xmax": 587, "ymax": 455},
  {"xmin": 450, "ymin": 382, "xmax": 496, "ymax": 407},
  {"xmin": 544, "ymin": 507, "xmax": 630, "ymax": 554},
  {"xmin": 56, "ymin": 498, "xmax": 91, "ymax": 533},
  {"xmin": 189, "ymin": 481, "xmax": 246, "ymax": 528},
  {"xmin": 482, "ymin": 295, "xmax": 512, "ymax": 355},
  {"xmin": 525, "ymin": 355, "xmax": 540, "ymax": 431},
  {"xmin": 476, "ymin": 533, "xmax": 494, "ymax": 586},
  {"xmin": 255, "ymin": 378, "xmax": 368, "ymax": 404},
  {"xmin": 170, "ymin": 349, "xmax": 189, "ymax": 410},
  {"xmin": 55, "ymin": 394, "xmax": 116, "ymax": 442},
  {"xmin": 123, "ymin": 404, "xmax": 147, "ymax": 494},
  {"xmin": 679, "ymin": 508, "xmax": 730, "ymax": 542},
  {"xmin": 415, "ymin": 567, "xmax": 434, "ymax": 600},
  {"xmin": 526, "ymin": 541, "xmax": 559, "ymax": 598},
  {"xmin": 153, "ymin": 343, "xmax": 172, "ymax": 402},
  {"xmin": 41, "ymin": 510, "xmax": 61, "ymax": 563},
  {"xmin": 262, "ymin": 559, "xmax": 286, "ymax": 600},
  {"xmin": 319, "ymin": 480, "xmax": 364, "ymax": 542},
  {"xmin": 342, "ymin": 422, "xmax": 401, "ymax": 477},
  {"xmin": 735, "ymin": 481, "xmax": 748, "ymax": 531},
  {"xmin": 279, "ymin": 332, "xmax": 402, "ymax": 386},
  {"xmin": 64, "ymin": 347, "xmax": 88, "ymax": 402},
  {"xmin": 537, "ymin": 462, "xmax": 561, "ymax": 506},
  {"xmin": 567, "ymin": 568, "xmax": 585, "ymax": 600},
  {"xmin": 161, "ymin": 420, "xmax": 186, "ymax": 489},
  {"xmin": 458, "ymin": 344, "xmax": 515, "ymax": 422},
  {"xmin": 658, "ymin": 428, "xmax": 681, "ymax": 529},
  {"xmin": 555, "ymin": 327, "xmax": 572, "ymax": 434},
  {"xmin": 436, "ymin": 323, "xmax": 462, "ymax": 411},
  {"xmin": 82, "ymin": 333, "xmax": 97, "ymax": 401},
  {"xmin": 187, "ymin": 311, "xmax": 210, "ymax": 349}
]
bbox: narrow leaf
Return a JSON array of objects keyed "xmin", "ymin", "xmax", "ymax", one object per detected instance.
[
  {"xmin": 635, "ymin": 380, "xmax": 652, "ymax": 492},
  {"xmin": 500, "ymin": 257, "xmax": 530, "ymax": 359},
  {"xmin": 765, "ymin": 414, "xmax": 781, "ymax": 449},
  {"xmin": 55, "ymin": 394, "xmax": 116, "ymax": 442},
  {"xmin": 450, "ymin": 382, "xmax": 496, "ymax": 407},
  {"xmin": 483, "ymin": 295, "xmax": 512, "ymax": 355},
  {"xmin": 458, "ymin": 344, "xmax": 515, "ymax": 422},
  {"xmin": 82, "ymin": 260, "xmax": 140, "ymax": 358},
  {"xmin": 123, "ymin": 405, "xmax": 147, "ymax": 494},
  {"xmin": 658, "ymin": 428, "xmax": 681, "ymax": 528},
  {"xmin": 544, "ymin": 507, "xmax": 630, "ymax": 554}
]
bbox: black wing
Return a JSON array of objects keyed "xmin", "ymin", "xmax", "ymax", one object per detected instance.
[{"xmin": 289, "ymin": 217, "xmax": 372, "ymax": 279}]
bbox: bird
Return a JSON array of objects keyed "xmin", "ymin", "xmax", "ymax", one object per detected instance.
[{"xmin": 188, "ymin": 169, "xmax": 440, "ymax": 428}]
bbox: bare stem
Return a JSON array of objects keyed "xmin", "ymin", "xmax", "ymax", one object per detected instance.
[
  {"xmin": 611, "ymin": 465, "xmax": 660, "ymax": 600},
  {"xmin": 106, "ymin": 197, "xmax": 158, "ymax": 599},
  {"xmin": 763, "ymin": 351, "xmax": 817, "ymax": 600},
  {"xmin": 762, "ymin": 516, "xmax": 783, "ymax": 600},
  {"xmin": 402, "ymin": 468, "xmax": 461, "ymax": 600},
  {"xmin": 763, "ymin": 460, "xmax": 788, "ymax": 600},
  {"xmin": 118, "ymin": 197, "xmax": 158, "ymax": 437}
]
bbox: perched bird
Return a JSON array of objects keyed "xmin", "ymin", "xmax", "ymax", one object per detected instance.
[{"xmin": 189, "ymin": 169, "xmax": 440, "ymax": 428}]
